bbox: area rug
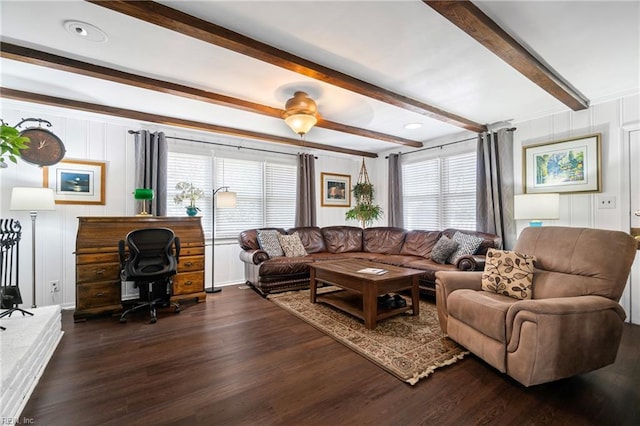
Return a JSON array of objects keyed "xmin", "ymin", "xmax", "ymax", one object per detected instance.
[{"xmin": 268, "ymin": 287, "xmax": 468, "ymax": 385}]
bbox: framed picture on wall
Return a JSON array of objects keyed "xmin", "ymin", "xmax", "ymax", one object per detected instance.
[
  {"xmin": 523, "ymin": 133, "xmax": 601, "ymax": 194},
  {"xmin": 43, "ymin": 158, "xmax": 106, "ymax": 205},
  {"xmin": 321, "ymin": 172, "xmax": 351, "ymax": 207}
]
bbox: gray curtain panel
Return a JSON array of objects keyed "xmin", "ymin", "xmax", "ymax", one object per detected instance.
[
  {"xmin": 476, "ymin": 128, "xmax": 516, "ymax": 249},
  {"xmin": 388, "ymin": 153, "xmax": 404, "ymax": 228},
  {"xmin": 295, "ymin": 153, "xmax": 317, "ymax": 227},
  {"xmin": 134, "ymin": 130, "xmax": 168, "ymax": 216}
]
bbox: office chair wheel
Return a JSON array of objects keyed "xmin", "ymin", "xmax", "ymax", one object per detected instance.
[
  {"xmin": 150, "ymin": 317, "xmax": 157, "ymax": 324},
  {"xmin": 119, "ymin": 317, "xmax": 127, "ymax": 323}
]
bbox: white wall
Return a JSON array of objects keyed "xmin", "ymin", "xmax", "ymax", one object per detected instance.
[
  {"xmin": 0, "ymin": 99, "xmax": 368, "ymax": 307},
  {"xmin": 512, "ymin": 94, "xmax": 640, "ymax": 324},
  {"xmin": 3, "ymin": 94, "xmax": 638, "ymax": 322}
]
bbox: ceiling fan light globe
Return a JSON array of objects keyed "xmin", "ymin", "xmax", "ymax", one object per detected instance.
[{"xmin": 284, "ymin": 114, "xmax": 317, "ymax": 136}]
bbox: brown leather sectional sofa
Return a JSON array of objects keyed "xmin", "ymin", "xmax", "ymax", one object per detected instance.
[{"xmin": 238, "ymin": 226, "xmax": 502, "ymax": 296}]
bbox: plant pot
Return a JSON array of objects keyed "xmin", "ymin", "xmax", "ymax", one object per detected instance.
[{"xmin": 186, "ymin": 206, "xmax": 199, "ymax": 216}]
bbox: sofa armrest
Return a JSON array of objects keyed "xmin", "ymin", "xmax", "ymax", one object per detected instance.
[
  {"xmin": 455, "ymin": 254, "xmax": 486, "ymax": 271},
  {"xmin": 239, "ymin": 249, "xmax": 269, "ymax": 265},
  {"xmin": 435, "ymin": 271, "xmax": 483, "ymax": 333}
]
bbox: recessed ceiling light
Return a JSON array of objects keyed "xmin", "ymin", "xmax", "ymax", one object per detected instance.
[
  {"xmin": 404, "ymin": 123, "xmax": 422, "ymax": 130},
  {"xmin": 64, "ymin": 20, "xmax": 108, "ymax": 43}
]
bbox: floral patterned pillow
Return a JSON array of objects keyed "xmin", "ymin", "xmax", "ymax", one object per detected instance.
[
  {"xmin": 277, "ymin": 232, "xmax": 308, "ymax": 257},
  {"xmin": 481, "ymin": 248, "xmax": 537, "ymax": 300}
]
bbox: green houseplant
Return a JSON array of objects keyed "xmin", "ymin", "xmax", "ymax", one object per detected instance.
[
  {"xmin": 174, "ymin": 182, "xmax": 205, "ymax": 216},
  {"xmin": 345, "ymin": 161, "xmax": 383, "ymax": 228},
  {"xmin": 0, "ymin": 120, "xmax": 29, "ymax": 168}
]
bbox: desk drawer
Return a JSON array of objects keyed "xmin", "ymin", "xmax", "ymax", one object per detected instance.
[
  {"xmin": 77, "ymin": 262, "xmax": 120, "ymax": 284},
  {"xmin": 76, "ymin": 281, "xmax": 120, "ymax": 309},
  {"xmin": 173, "ymin": 272, "xmax": 204, "ymax": 295},
  {"xmin": 179, "ymin": 255, "xmax": 204, "ymax": 273}
]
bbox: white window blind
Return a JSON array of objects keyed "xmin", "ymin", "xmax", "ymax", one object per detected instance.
[
  {"xmin": 402, "ymin": 150, "xmax": 476, "ymax": 230},
  {"xmin": 167, "ymin": 152, "xmax": 213, "ymax": 235},
  {"xmin": 214, "ymin": 157, "xmax": 297, "ymax": 238}
]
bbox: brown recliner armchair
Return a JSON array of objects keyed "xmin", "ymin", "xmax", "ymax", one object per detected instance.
[{"xmin": 435, "ymin": 226, "xmax": 637, "ymax": 386}]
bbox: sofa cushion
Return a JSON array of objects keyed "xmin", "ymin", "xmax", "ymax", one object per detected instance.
[
  {"xmin": 431, "ymin": 236, "xmax": 459, "ymax": 264},
  {"xmin": 448, "ymin": 289, "xmax": 517, "ymax": 342},
  {"xmin": 278, "ymin": 233, "xmax": 307, "ymax": 257},
  {"xmin": 363, "ymin": 227, "xmax": 406, "ymax": 254},
  {"xmin": 447, "ymin": 231, "xmax": 484, "ymax": 264},
  {"xmin": 482, "ymin": 249, "xmax": 536, "ymax": 300},
  {"xmin": 399, "ymin": 230, "xmax": 441, "ymax": 258},
  {"xmin": 257, "ymin": 229, "xmax": 284, "ymax": 258},
  {"xmin": 321, "ymin": 226, "xmax": 363, "ymax": 253},
  {"xmin": 287, "ymin": 226, "xmax": 326, "ymax": 253}
]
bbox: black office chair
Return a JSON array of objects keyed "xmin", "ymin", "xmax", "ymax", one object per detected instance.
[{"xmin": 118, "ymin": 227, "xmax": 181, "ymax": 324}]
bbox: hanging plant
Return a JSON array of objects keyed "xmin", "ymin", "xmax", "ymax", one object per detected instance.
[
  {"xmin": 345, "ymin": 159, "xmax": 383, "ymax": 228},
  {"xmin": 0, "ymin": 120, "xmax": 30, "ymax": 168}
]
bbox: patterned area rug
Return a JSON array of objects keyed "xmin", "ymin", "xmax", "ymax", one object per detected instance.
[{"xmin": 268, "ymin": 287, "xmax": 468, "ymax": 385}]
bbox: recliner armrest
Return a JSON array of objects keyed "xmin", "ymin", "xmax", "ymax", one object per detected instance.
[
  {"xmin": 239, "ymin": 249, "xmax": 269, "ymax": 265},
  {"xmin": 435, "ymin": 271, "xmax": 483, "ymax": 333}
]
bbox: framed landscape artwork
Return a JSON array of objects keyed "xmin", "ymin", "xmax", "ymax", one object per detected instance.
[
  {"xmin": 523, "ymin": 134, "xmax": 601, "ymax": 194},
  {"xmin": 43, "ymin": 158, "xmax": 106, "ymax": 205},
  {"xmin": 321, "ymin": 172, "xmax": 351, "ymax": 207}
]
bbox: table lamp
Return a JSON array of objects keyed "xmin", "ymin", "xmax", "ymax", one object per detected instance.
[
  {"xmin": 134, "ymin": 188, "xmax": 154, "ymax": 216},
  {"xmin": 10, "ymin": 187, "xmax": 56, "ymax": 308},
  {"xmin": 514, "ymin": 193, "xmax": 560, "ymax": 226}
]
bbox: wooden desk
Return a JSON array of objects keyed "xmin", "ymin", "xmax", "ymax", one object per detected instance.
[{"xmin": 74, "ymin": 216, "xmax": 206, "ymax": 322}]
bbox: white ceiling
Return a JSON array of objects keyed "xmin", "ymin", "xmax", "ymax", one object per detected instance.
[{"xmin": 1, "ymin": 0, "xmax": 638, "ymax": 156}]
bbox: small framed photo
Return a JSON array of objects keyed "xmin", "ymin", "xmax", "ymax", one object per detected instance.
[
  {"xmin": 321, "ymin": 172, "xmax": 351, "ymax": 207},
  {"xmin": 43, "ymin": 159, "xmax": 106, "ymax": 205},
  {"xmin": 523, "ymin": 134, "xmax": 601, "ymax": 194}
]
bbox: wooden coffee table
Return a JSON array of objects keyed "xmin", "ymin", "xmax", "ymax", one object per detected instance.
[{"xmin": 309, "ymin": 259, "xmax": 423, "ymax": 330}]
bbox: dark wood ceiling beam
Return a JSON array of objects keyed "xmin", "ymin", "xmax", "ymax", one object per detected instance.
[
  {"xmin": 0, "ymin": 88, "xmax": 378, "ymax": 158},
  {"xmin": 0, "ymin": 42, "xmax": 419, "ymax": 148},
  {"xmin": 86, "ymin": 0, "xmax": 487, "ymax": 133},
  {"xmin": 424, "ymin": 0, "xmax": 589, "ymax": 111}
]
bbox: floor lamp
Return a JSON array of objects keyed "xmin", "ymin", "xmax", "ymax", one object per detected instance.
[
  {"xmin": 10, "ymin": 187, "xmax": 56, "ymax": 308},
  {"xmin": 206, "ymin": 186, "xmax": 237, "ymax": 293}
]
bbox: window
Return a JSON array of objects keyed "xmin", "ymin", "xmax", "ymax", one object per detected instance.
[
  {"xmin": 167, "ymin": 152, "xmax": 213, "ymax": 235},
  {"xmin": 214, "ymin": 157, "xmax": 297, "ymax": 239},
  {"xmin": 402, "ymin": 150, "xmax": 476, "ymax": 230},
  {"xmin": 167, "ymin": 149, "xmax": 297, "ymax": 240}
]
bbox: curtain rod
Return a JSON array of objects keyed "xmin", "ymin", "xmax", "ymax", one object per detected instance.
[
  {"xmin": 128, "ymin": 131, "xmax": 316, "ymax": 159},
  {"xmin": 385, "ymin": 128, "xmax": 516, "ymax": 159}
]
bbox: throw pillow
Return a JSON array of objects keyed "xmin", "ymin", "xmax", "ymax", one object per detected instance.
[
  {"xmin": 257, "ymin": 230, "xmax": 284, "ymax": 258},
  {"xmin": 447, "ymin": 231, "xmax": 485, "ymax": 265},
  {"xmin": 430, "ymin": 236, "xmax": 459, "ymax": 264},
  {"xmin": 481, "ymin": 248, "xmax": 537, "ymax": 300},
  {"xmin": 278, "ymin": 232, "xmax": 308, "ymax": 257}
]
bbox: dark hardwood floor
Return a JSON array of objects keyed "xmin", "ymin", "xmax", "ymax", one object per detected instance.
[{"xmin": 21, "ymin": 285, "xmax": 640, "ymax": 426}]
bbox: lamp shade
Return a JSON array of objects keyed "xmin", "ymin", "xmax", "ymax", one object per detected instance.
[
  {"xmin": 514, "ymin": 193, "xmax": 560, "ymax": 220},
  {"xmin": 10, "ymin": 187, "xmax": 56, "ymax": 211},
  {"xmin": 217, "ymin": 191, "xmax": 237, "ymax": 208},
  {"xmin": 284, "ymin": 114, "xmax": 317, "ymax": 136},
  {"xmin": 133, "ymin": 188, "xmax": 154, "ymax": 200}
]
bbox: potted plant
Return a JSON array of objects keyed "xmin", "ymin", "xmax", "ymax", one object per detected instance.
[
  {"xmin": 0, "ymin": 120, "xmax": 29, "ymax": 168},
  {"xmin": 345, "ymin": 161, "xmax": 383, "ymax": 228},
  {"xmin": 174, "ymin": 182, "xmax": 205, "ymax": 216}
]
